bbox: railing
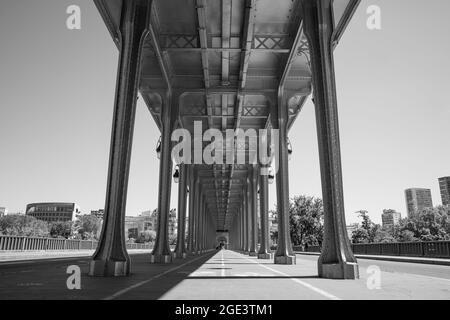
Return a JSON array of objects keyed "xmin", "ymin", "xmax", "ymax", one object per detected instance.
[
  {"xmin": 295, "ymin": 241, "xmax": 450, "ymax": 259},
  {"xmin": 0, "ymin": 235, "xmax": 152, "ymax": 251}
]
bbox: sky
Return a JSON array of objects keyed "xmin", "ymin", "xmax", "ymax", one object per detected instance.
[{"xmin": 0, "ymin": 0, "xmax": 449, "ymax": 225}]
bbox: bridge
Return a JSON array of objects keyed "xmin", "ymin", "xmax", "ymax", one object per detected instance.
[
  {"xmin": 89, "ymin": 0, "xmax": 360, "ymax": 280},
  {"xmin": 3, "ymin": 0, "xmax": 450, "ymax": 302},
  {"xmin": 1, "ymin": 249, "xmax": 450, "ymax": 300}
]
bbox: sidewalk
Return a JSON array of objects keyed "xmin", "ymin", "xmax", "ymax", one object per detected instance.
[
  {"xmin": 296, "ymin": 251, "xmax": 450, "ymax": 266},
  {"xmin": 0, "ymin": 249, "xmax": 152, "ymax": 264}
]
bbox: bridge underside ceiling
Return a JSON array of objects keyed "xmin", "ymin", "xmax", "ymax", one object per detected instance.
[{"xmin": 95, "ymin": 0, "xmax": 356, "ymax": 230}]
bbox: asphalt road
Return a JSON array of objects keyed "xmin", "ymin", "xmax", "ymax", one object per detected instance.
[{"xmin": 0, "ymin": 250, "xmax": 449, "ymax": 300}]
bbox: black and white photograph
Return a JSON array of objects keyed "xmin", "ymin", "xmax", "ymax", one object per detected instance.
[{"xmin": 0, "ymin": 0, "xmax": 449, "ymax": 309}]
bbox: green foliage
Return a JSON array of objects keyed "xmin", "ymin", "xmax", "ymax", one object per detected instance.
[
  {"xmin": 169, "ymin": 234, "xmax": 177, "ymax": 245},
  {"xmin": 270, "ymin": 230, "xmax": 278, "ymax": 244},
  {"xmin": 73, "ymin": 214, "xmax": 103, "ymax": 240},
  {"xmin": 136, "ymin": 230, "xmax": 157, "ymax": 243},
  {"xmin": 0, "ymin": 214, "xmax": 49, "ymax": 237},
  {"xmin": 351, "ymin": 206, "xmax": 450, "ymax": 244},
  {"xmin": 352, "ymin": 228, "xmax": 370, "ymax": 244},
  {"xmin": 397, "ymin": 206, "xmax": 450, "ymax": 242},
  {"xmin": 286, "ymin": 195, "xmax": 324, "ymax": 247},
  {"xmin": 49, "ymin": 221, "xmax": 73, "ymax": 239}
]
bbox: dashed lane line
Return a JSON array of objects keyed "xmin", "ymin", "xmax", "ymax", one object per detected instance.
[{"xmin": 220, "ymin": 250, "xmax": 226, "ymax": 277}]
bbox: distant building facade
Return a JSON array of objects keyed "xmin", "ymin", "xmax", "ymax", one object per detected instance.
[
  {"xmin": 125, "ymin": 210, "xmax": 157, "ymax": 240},
  {"xmin": 405, "ymin": 188, "xmax": 433, "ymax": 219},
  {"xmin": 0, "ymin": 207, "xmax": 7, "ymax": 217},
  {"xmin": 125, "ymin": 209, "xmax": 177, "ymax": 240},
  {"xmin": 26, "ymin": 202, "xmax": 80, "ymax": 223},
  {"xmin": 90, "ymin": 209, "xmax": 104, "ymax": 218},
  {"xmin": 381, "ymin": 209, "xmax": 401, "ymax": 229},
  {"xmin": 439, "ymin": 176, "xmax": 450, "ymax": 206}
]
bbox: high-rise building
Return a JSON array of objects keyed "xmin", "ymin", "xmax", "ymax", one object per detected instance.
[
  {"xmin": 439, "ymin": 176, "xmax": 450, "ymax": 206},
  {"xmin": 25, "ymin": 202, "xmax": 80, "ymax": 223},
  {"xmin": 381, "ymin": 209, "xmax": 401, "ymax": 229},
  {"xmin": 405, "ymin": 188, "xmax": 433, "ymax": 219},
  {"xmin": 0, "ymin": 207, "xmax": 7, "ymax": 217}
]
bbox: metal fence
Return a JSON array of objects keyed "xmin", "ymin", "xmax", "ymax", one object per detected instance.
[
  {"xmin": 294, "ymin": 241, "xmax": 450, "ymax": 258},
  {"xmin": 0, "ymin": 235, "xmax": 152, "ymax": 251}
]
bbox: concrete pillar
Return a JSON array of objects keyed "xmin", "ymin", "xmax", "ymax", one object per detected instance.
[
  {"xmin": 241, "ymin": 204, "xmax": 246, "ymax": 252},
  {"xmin": 249, "ymin": 166, "xmax": 258, "ymax": 256},
  {"xmin": 199, "ymin": 201, "xmax": 204, "ymax": 253},
  {"xmin": 258, "ymin": 166, "xmax": 272, "ymax": 259},
  {"xmin": 203, "ymin": 205, "xmax": 207, "ymax": 251},
  {"xmin": 150, "ymin": 92, "xmax": 178, "ymax": 264},
  {"xmin": 193, "ymin": 179, "xmax": 201, "ymax": 254},
  {"xmin": 241, "ymin": 206, "xmax": 245, "ymax": 252},
  {"xmin": 174, "ymin": 164, "xmax": 188, "ymax": 258},
  {"xmin": 89, "ymin": 0, "xmax": 152, "ymax": 276},
  {"xmin": 243, "ymin": 183, "xmax": 250, "ymax": 254},
  {"xmin": 271, "ymin": 96, "xmax": 296, "ymax": 265},
  {"xmin": 237, "ymin": 208, "xmax": 241, "ymax": 251},
  {"xmin": 302, "ymin": 0, "xmax": 359, "ymax": 279},
  {"xmin": 187, "ymin": 166, "xmax": 195, "ymax": 254}
]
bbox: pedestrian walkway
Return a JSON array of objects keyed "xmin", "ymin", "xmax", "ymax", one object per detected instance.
[
  {"xmin": 0, "ymin": 249, "xmax": 151, "ymax": 264},
  {"xmin": 296, "ymin": 251, "xmax": 450, "ymax": 266}
]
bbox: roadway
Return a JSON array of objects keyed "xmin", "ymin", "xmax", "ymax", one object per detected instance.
[{"xmin": 0, "ymin": 250, "xmax": 449, "ymax": 300}]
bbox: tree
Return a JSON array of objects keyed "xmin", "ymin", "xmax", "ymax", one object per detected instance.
[
  {"xmin": 0, "ymin": 214, "xmax": 49, "ymax": 237},
  {"xmin": 393, "ymin": 207, "xmax": 450, "ymax": 242},
  {"xmin": 353, "ymin": 210, "xmax": 379, "ymax": 243},
  {"xmin": 49, "ymin": 221, "xmax": 73, "ymax": 239},
  {"xmin": 73, "ymin": 214, "xmax": 102, "ymax": 240},
  {"xmin": 398, "ymin": 230, "xmax": 417, "ymax": 242},
  {"xmin": 137, "ymin": 230, "xmax": 156, "ymax": 243},
  {"xmin": 351, "ymin": 228, "xmax": 369, "ymax": 244},
  {"xmin": 270, "ymin": 230, "xmax": 278, "ymax": 245},
  {"xmin": 169, "ymin": 234, "xmax": 177, "ymax": 246},
  {"xmin": 288, "ymin": 195, "xmax": 324, "ymax": 247},
  {"xmin": 373, "ymin": 229, "xmax": 396, "ymax": 243}
]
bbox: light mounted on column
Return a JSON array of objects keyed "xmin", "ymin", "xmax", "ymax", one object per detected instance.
[
  {"xmin": 287, "ymin": 137, "xmax": 293, "ymax": 161},
  {"xmin": 156, "ymin": 136, "xmax": 161, "ymax": 159},
  {"xmin": 173, "ymin": 165, "xmax": 180, "ymax": 183},
  {"xmin": 268, "ymin": 168, "xmax": 274, "ymax": 184}
]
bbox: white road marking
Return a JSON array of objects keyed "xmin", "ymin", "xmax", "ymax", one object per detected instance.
[
  {"xmin": 231, "ymin": 251, "xmax": 341, "ymax": 300},
  {"xmin": 189, "ymin": 271, "xmax": 215, "ymax": 277},
  {"xmin": 103, "ymin": 253, "xmax": 212, "ymax": 300}
]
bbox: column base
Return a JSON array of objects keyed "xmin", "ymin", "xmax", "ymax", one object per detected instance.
[
  {"xmin": 318, "ymin": 261, "xmax": 359, "ymax": 280},
  {"xmin": 257, "ymin": 252, "xmax": 273, "ymax": 259},
  {"xmin": 174, "ymin": 252, "xmax": 187, "ymax": 259},
  {"xmin": 248, "ymin": 251, "xmax": 258, "ymax": 257},
  {"xmin": 89, "ymin": 259, "xmax": 130, "ymax": 277},
  {"xmin": 274, "ymin": 255, "xmax": 296, "ymax": 265},
  {"xmin": 150, "ymin": 253, "xmax": 173, "ymax": 264}
]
